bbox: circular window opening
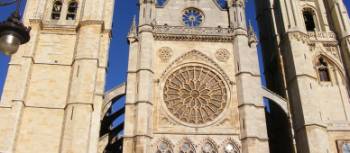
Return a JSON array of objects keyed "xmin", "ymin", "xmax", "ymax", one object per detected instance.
[{"xmin": 182, "ymin": 8, "xmax": 204, "ymax": 27}]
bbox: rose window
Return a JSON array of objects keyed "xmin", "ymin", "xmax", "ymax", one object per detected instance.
[
  {"xmin": 182, "ymin": 8, "xmax": 204, "ymax": 27},
  {"xmin": 163, "ymin": 65, "xmax": 228, "ymax": 124}
]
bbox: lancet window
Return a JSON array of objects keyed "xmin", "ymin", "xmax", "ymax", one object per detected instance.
[
  {"xmin": 51, "ymin": 0, "xmax": 62, "ymax": 20},
  {"xmin": 303, "ymin": 8, "xmax": 317, "ymax": 31},
  {"xmin": 66, "ymin": 1, "xmax": 78, "ymax": 20}
]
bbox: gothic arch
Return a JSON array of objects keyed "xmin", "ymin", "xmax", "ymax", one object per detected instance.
[
  {"xmin": 301, "ymin": 5, "xmax": 321, "ymax": 31},
  {"xmin": 213, "ymin": 0, "xmax": 228, "ymax": 10},
  {"xmin": 221, "ymin": 138, "xmax": 240, "ymax": 153},
  {"xmin": 312, "ymin": 54, "xmax": 346, "ymax": 85},
  {"xmin": 177, "ymin": 138, "xmax": 196, "ymax": 153},
  {"xmin": 51, "ymin": 0, "xmax": 63, "ymax": 20},
  {"xmin": 200, "ymin": 138, "xmax": 219, "ymax": 153},
  {"xmin": 66, "ymin": 0, "xmax": 78, "ymax": 20},
  {"xmin": 154, "ymin": 138, "xmax": 175, "ymax": 153},
  {"xmin": 161, "ymin": 49, "xmax": 232, "ymax": 84},
  {"xmin": 156, "ymin": 0, "xmax": 169, "ymax": 7},
  {"xmin": 313, "ymin": 53, "xmax": 346, "ymax": 78}
]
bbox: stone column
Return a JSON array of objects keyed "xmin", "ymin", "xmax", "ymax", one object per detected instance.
[{"xmin": 233, "ymin": 32, "xmax": 270, "ymax": 153}]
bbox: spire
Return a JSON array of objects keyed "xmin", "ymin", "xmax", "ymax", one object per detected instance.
[
  {"xmin": 248, "ymin": 21, "xmax": 258, "ymax": 46},
  {"xmin": 128, "ymin": 16, "xmax": 137, "ymax": 39}
]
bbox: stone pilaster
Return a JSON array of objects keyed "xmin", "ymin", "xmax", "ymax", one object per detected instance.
[{"xmin": 233, "ymin": 34, "xmax": 270, "ymax": 153}]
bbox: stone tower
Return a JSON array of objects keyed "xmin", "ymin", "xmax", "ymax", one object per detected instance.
[
  {"xmin": 122, "ymin": 0, "xmax": 279, "ymax": 152},
  {"xmin": 255, "ymin": 0, "xmax": 350, "ymax": 152},
  {"xmin": 0, "ymin": 0, "xmax": 114, "ymax": 152}
]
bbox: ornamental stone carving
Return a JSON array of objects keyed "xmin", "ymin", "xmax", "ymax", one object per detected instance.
[
  {"xmin": 163, "ymin": 65, "xmax": 228, "ymax": 125},
  {"xmin": 158, "ymin": 47, "xmax": 173, "ymax": 62},
  {"xmin": 215, "ymin": 49, "xmax": 230, "ymax": 62}
]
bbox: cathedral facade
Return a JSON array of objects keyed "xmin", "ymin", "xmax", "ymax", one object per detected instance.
[{"xmin": 0, "ymin": 0, "xmax": 350, "ymax": 153}]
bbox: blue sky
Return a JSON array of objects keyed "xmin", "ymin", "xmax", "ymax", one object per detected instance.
[{"xmin": 0, "ymin": 0, "xmax": 349, "ymax": 98}]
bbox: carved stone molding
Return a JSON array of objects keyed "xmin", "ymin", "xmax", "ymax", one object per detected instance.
[
  {"xmin": 154, "ymin": 25, "xmax": 235, "ymax": 42},
  {"xmin": 287, "ymin": 31, "xmax": 338, "ymax": 44}
]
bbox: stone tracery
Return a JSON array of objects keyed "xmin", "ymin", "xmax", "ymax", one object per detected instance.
[{"xmin": 164, "ymin": 65, "xmax": 228, "ymax": 125}]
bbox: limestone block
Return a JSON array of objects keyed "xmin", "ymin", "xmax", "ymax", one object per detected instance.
[
  {"xmin": 26, "ymin": 64, "xmax": 71, "ymax": 108},
  {"xmin": 61, "ymin": 105, "xmax": 93, "ymax": 153},
  {"xmin": 15, "ymin": 107, "xmax": 64, "ymax": 153},
  {"xmin": 233, "ymin": 36, "xmax": 261, "ymax": 75},
  {"xmin": 69, "ymin": 60, "xmax": 98, "ymax": 104},
  {"xmin": 239, "ymin": 105, "xmax": 268, "ymax": 139},
  {"xmin": 35, "ymin": 33, "xmax": 76, "ymax": 65},
  {"xmin": 75, "ymin": 25, "xmax": 102, "ymax": 59},
  {"xmin": 305, "ymin": 125, "xmax": 330, "ymax": 153},
  {"xmin": 123, "ymin": 105, "xmax": 136, "ymax": 136},
  {"xmin": 95, "ymin": 68, "xmax": 106, "ymax": 96},
  {"xmin": 99, "ymin": 34, "xmax": 110, "ymax": 68},
  {"xmin": 125, "ymin": 74, "xmax": 137, "ymax": 104},
  {"xmin": 236, "ymin": 75, "xmax": 264, "ymax": 106},
  {"xmin": 0, "ymin": 65, "xmax": 21, "ymax": 105},
  {"xmin": 0, "ymin": 108, "xmax": 14, "ymax": 151},
  {"xmin": 136, "ymin": 70, "xmax": 153, "ymax": 102}
]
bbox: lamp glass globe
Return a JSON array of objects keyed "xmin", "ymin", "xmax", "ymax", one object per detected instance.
[{"xmin": 0, "ymin": 34, "xmax": 21, "ymax": 55}]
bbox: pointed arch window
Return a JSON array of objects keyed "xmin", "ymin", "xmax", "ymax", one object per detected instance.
[
  {"xmin": 179, "ymin": 142, "xmax": 195, "ymax": 153},
  {"xmin": 303, "ymin": 8, "xmax": 317, "ymax": 31},
  {"xmin": 66, "ymin": 0, "xmax": 78, "ymax": 20},
  {"xmin": 201, "ymin": 140, "xmax": 218, "ymax": 153},
  {"xmin": 156, "ymin": 140, "xmax": 173, "ymax": 153},
  {"xmin": 51, "ymin": 0, "xmax": 62, "ymax": 20},
  {"xmin": 317, "ymin": 58, "xmax": 331, "ymax": 82},
  {"xmin": 223, "ymin": 141, "xmax": 239, "ymax": 153}
]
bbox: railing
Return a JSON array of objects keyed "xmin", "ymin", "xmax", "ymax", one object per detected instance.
[
  {"xmin": 307, "ymin": 31, "xmax": 337, "ymax": 41},
  {"xmin": 154, "ymin": 25, "xmax": 235, "ymax": 36},
  {"xmin": 153, "ymin": 25, "xmax": 235, "ymax": 41}
]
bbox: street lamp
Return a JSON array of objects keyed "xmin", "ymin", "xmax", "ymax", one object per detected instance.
[{"xmin": 0, "ymin": 0, "xmax": 30, "ymax": 55}]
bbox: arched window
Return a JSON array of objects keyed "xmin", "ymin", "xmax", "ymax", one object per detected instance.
[
  {"xmin": 303, "ymin": 8, "xmax": 316, "ymax": 31},
  {"xmin": 223, "ymin": 142, "xmax": 239, "ymax": 153},
  {"xmin": 317, "ymin": 58, "xmax": 331, "ymax": 82},
  {"xmin": 156, "ymin": 140, "xmax": 173, "ymax": 153},
  {"xmin": 201, "ymin": 140, "xmax": 218, "ymax": 153},
  {"xmin": 66, "ymin": 1, "xmax": 78, "ymax": 20},
  {"xmin": 51, "ymin": 0, "xmax": 62, "ymax": 20},
  {"xmin": 179, "ymin": 142, "xmax": 195, "ymax": 153}
]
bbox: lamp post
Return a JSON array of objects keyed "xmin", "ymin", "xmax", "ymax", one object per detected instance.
[{"xmin": 0, "ymin": 0, "xmax": 30, "ymax": 55}]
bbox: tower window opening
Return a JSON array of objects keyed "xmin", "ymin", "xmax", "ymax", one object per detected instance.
[
  {"xmin": 66, "ymin": 1, "xmax": 78, "ymax": 20},
  {"xmin": 303, "ymin": 9, "xmax": 316, "ymax": 31},
  {"xmin": 51, "ymin": 0, "xmax": 62, "ymax": 20},
  {"xmin": 317, "ymin": 58, "xmax": 331, "ymax": 82}
]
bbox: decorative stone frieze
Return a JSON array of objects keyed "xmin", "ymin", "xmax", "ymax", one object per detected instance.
[
  {"xmin": 215, "ymin": 48, "xmax": 230, "ymax": 62},
  {"xmin": 153, "ymin": 25, "xmax": 235, "ymax": 42},
  {"xmin": 158, "ymin": 47, "xmax": 173, "ymax": 62}
]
